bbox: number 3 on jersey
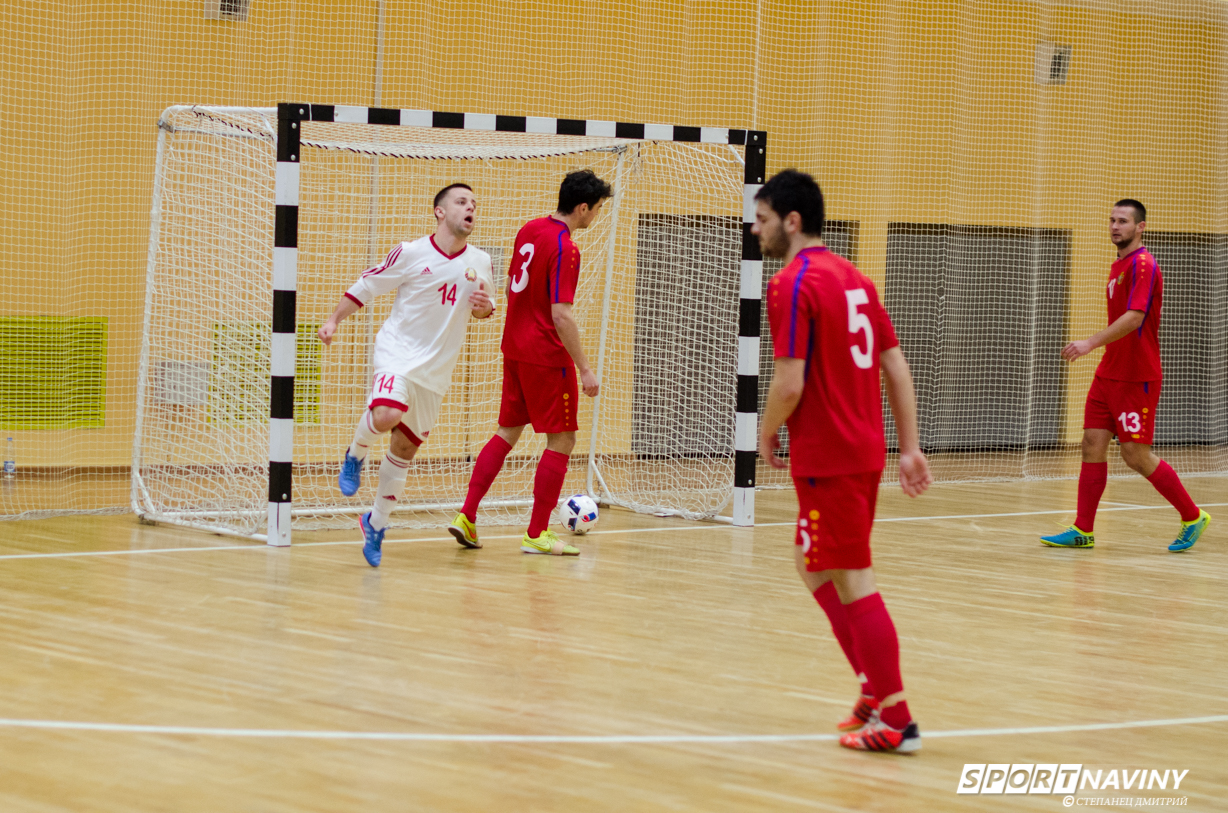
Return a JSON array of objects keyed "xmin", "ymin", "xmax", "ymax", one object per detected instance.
[
  {"xmin": 510, "ymin": 243, "xmax": 533, "ymax": 293},
  {"xmin": 845, "ymin": 289, "xmax": 875, "ymax": 369},
  {"xmin": 438, "ymin": 283, "xmax": 457, "ymax": 306}
]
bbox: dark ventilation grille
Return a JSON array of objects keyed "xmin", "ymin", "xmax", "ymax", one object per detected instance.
[
  {"xmin": 633, "ymin": 214, "xmax": 739, "ymax": 458},
  {"xmin": 1142, "ymin": 233, "xmax": 1228, "ymax": 446},
  {"xmin": 204, "ymin": 0, "xmax": 251, "ymax": 21},
  {"xmin": 884, "ymin": 224, "xmax": 1071, "ymax": 452},
  {"xmin": 1035, "ymin": 42, "xmax": 1073, "ymax": 85}
]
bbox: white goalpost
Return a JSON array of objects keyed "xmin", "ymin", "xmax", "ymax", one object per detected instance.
[{"xmin": 133, "ymin": 103, "xmax": 766, "ymax": 544}]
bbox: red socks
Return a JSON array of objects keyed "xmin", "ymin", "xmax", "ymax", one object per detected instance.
[
  {"xmin": 1075, "ymin": 461, "xmax": 1108, "ymax": 532},
  {"xmin": 845, "ymin": 592, "xmax": 911, "ymax": 730},
  {"xmin": 1147, "ymin": 460, "xmax": 1200, "ymax": 522},
  {"xmin": 527, "ymin": 449, "xmax": 569, "ymax": 538},
  {"xmin": 813, "ymin": 582, "xmax": 873, "ymax": 698},
  {"xmin": 462, "ymin": 435, "xmax": 513, "ymax": 523}
]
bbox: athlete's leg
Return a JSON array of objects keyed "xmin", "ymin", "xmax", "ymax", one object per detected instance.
[
  {"xmin": 525, "ymin": 431, "xmax": 574, "ymax": 539},
  {"xmin": 340, "ymin": 405, "xmax": 405, "ymax": 497},
  {"xmin": 1122, "ymin": 442, "xmax": 1200, "ymax": 522},
  {"xmin": 459, "ymin": 424, "xmax": 524, "ymax": 525},
  {"xmin": 368, "ymin": 427, "xmax": 418, "ymax": 531},
  {"xmin": 348, "ymin": 410, "xmax": 382, "ymax": 461},
  {"xmin": 1076, "ymin": 428, "xmax": 1112, "ymax": 531},
  {"xmin": 825, "ymin": 566, "xmax": 914, "ymax": 730},
  {"xmin": 369, "ymin": 405, "xmax": 404, "ymax": 434},
  {"xmin": 796, "ymin": 549, "xmax": 874, "ymax": 707}
]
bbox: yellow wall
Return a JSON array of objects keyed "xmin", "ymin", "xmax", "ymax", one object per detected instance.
[{"xmin": 1, "ymin": 0, "xmax": 1225, "ymax": 470}]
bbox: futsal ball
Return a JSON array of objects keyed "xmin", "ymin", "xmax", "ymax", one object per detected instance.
[{"xmin": 560, "ymin": 494, "xmax": 599, "ymax": 534}]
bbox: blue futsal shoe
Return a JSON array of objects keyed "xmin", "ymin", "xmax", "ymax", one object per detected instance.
[
  {"xmin": 1040, "ymin": 525, "xmax": 1094, "ymax": 549},
  {"xmin": 339, "ymin": 451, "xmax": 365, "ymax": 496},
  {"xmin": 360, "ymin": 511, "xmax": 385, "ymax": 567},
  {"xmin": 1169, "ymin": 509, "xmax": 1211, "ymax": 552}
]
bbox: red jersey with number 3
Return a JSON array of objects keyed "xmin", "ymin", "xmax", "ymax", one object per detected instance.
[
  {"xmin": 1096, "ymin": 246, "xmax": 1163, "ymax": 382},
  {"xmin": 767, "ymin": 247, "xmax": 899, "ymax": 478},
  {"xmin": 501, "ymin": 216, "xmax": 581, "ymax": 366}
]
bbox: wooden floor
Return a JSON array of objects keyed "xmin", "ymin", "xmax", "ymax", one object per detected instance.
[{"xmin": 1, "ymin": 477, "xmax": 1226, "ymax": 812}]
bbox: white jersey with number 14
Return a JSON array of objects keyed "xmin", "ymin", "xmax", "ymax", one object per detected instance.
[{"xmin": 345, "ymin": 235, "xmax": 495, "ymax": 394}]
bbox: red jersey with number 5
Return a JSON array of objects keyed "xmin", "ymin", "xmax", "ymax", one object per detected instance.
[
  {"xmin": 1096, "ymin": 246, "xmax": 1163, "ymax": 382},
  {"xmin": 501, "ymin": 216, "xmax": 581, "ymax": 366},
  {"xmin": 767, "ymin": 246, "xmax": 899, "ymax": 477}
]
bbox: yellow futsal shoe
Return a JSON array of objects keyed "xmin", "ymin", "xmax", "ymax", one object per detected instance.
[
  {"xmin": 1169, "ymin": 509, "xmax": 1211, "ymax": 552},
  {"xmin": 447, "ymin": 513, "xmax": 481, "ymax": 549},
  {"xmin": 521, "ymin": 529, "xmax": 580, "ymax": 556}
]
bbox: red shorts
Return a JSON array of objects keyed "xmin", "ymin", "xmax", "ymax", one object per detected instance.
[
  {"xmin": 498, "ymin": 357, "xmax": 579, "ymax": 433},
  {"xmin": 793, "ymin": 470, "xmax": 881, "ymax": 572},
  {"xmin": 1084, "ymin": 375, "xmax": 1161, "ymax": 444}
]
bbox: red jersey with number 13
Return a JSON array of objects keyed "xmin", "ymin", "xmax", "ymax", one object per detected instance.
[
  {"xmin": 1096, "ymin": 246, "xmax": 1163, "ymax": 382},
  {"xmin": 767, "ymin": 247, "xmax": 899, "ymax": 478},
  {"xmin": 501, "ymin": 216, "xmax": 581, "ymax": 366}
]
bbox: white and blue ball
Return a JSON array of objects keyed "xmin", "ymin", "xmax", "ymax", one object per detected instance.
[{"xmin": 560, "ymin": 494, "xmax": 599, "ymax": 534}]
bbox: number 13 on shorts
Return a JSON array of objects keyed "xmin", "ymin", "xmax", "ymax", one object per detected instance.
[{"xmin": 1118, "ymin": 411, "xmax": 1141, "ymax": 434}]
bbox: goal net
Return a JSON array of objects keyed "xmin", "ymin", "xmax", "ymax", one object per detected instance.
[{"xmin": 133, "ymin": 105, "xmax": 754, "ymax": 539}]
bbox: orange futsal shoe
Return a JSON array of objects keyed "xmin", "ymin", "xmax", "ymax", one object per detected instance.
[
  {"xmin": 839, "ymin": 717, "xmax": 921, "ymax": 754},
  {"xmin": 837, "ymin": 695, "xmax": 880, "ymax": 731}
]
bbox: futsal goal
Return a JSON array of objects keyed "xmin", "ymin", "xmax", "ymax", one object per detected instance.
[{"xmin": 133, "ymin": 103, "xmax": 766, "ymax": 544}]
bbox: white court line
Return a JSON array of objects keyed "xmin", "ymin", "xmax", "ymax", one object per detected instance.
[
  {"xmin": 0, "ymin": 713, "xmax": 1223, "ymax": 743},
  {"xmin": 2, "ymin": 503, "xmax": 1225, "ymax": 563}
]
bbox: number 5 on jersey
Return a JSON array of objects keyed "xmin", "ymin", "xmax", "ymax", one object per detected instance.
[{"xmin": 846, "ymin": 289, "xmax": 875, "ymax": 369}]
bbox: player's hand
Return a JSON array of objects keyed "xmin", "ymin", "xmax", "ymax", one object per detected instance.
[
  {"xmin": 580, "ymin": 368, "xmax": 600, "ymax": 398},
  {"xmin": 759, "ymin": 431, "xmax": 786, "ymax": 469},
  {"xmin": 898, "ymin": 450, "xmax": 932, "ymax": 497},
  {"xmin": 318, "ymin": 321, "xmax": 337, "ymax": 346},
  {"xmin": 1061, "ymin": 339, "xmax": 1094, "ymax": 362},
  {"xmin": 469, "ymin": 284, "xmax": 494, "ymax": 318}
]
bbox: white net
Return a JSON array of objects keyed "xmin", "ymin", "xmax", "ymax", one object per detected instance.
[
  {"xmin": 133, "ymin": 106, "xmax": 744, "ymax": 535},
  {"xmin": 2, "ymin": 1, "xmax": 1226, "ymax": 526}
]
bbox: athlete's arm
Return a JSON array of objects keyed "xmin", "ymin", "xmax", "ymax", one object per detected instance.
[
  {"xmin": 551, "ymin": 302, "xmax": 599, "ymax": 397},
  {"xmin": 880, "ymin": 345, "xmax": 931, "ymax": 497},
  {"xmin": 318, "ymin": 296, "xmax": 362, "ymax": 346},
  {"xmin": 1061, "ymin": 309, "xmax": 1145, "ymax": 362},
  {"xmin": 469, "ymin": 280, "xmax": 494, "ymax": 319},
  {"xmin": 758, "ymin": 358, "xmax": 805, "ymax": 469}
]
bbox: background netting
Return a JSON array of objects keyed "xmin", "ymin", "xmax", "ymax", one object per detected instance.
[
  {"xmin": 133, "ymin": 106, "xmax": 743, "ymax": 535},
  {"xmin": 2, "ymin": 0, "xmax": 1225, "ymax": 525}
]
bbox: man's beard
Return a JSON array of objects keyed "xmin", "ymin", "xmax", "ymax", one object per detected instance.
[{"xmin": 760, "ymin": 229, "xmax": 789, "ymax": 258}]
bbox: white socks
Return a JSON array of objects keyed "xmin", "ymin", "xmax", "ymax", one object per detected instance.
[
  {"xmin": 348, "ymin": 410, "xmax": 382, "ymax": 461},
  {"xmin": 369, "ymin": 450, "xmax": 411, "ymax": 530}
]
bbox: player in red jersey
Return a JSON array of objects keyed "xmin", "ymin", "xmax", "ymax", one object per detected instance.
[
  {"xmin": 448, "ymin": 169, "xmax": 612, "ymax": 555},
  {"xmin": 1041, "ymin": 200, "xmax": 1210, "ymax": 552},
  {"xmin": 756, "ymin": 170, "xmax": 932, "ymax": 754}
]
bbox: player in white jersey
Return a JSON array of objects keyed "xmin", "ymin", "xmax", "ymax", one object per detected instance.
[{"xmin": 317, "ymin": 183, "xmax": 495, "ymax": 567}]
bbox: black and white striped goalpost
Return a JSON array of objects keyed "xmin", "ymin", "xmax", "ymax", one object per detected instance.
[
  {"xmin": 269, "ymin": 103, "xmax": 304, "ymax": 546},
  {"xmin": 734, "ymin": 131, "xmax": 766, "ymax": 527},
  {"xmin": 267, "ymin": 102, "xmax": 765, "ymax": 544}
]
